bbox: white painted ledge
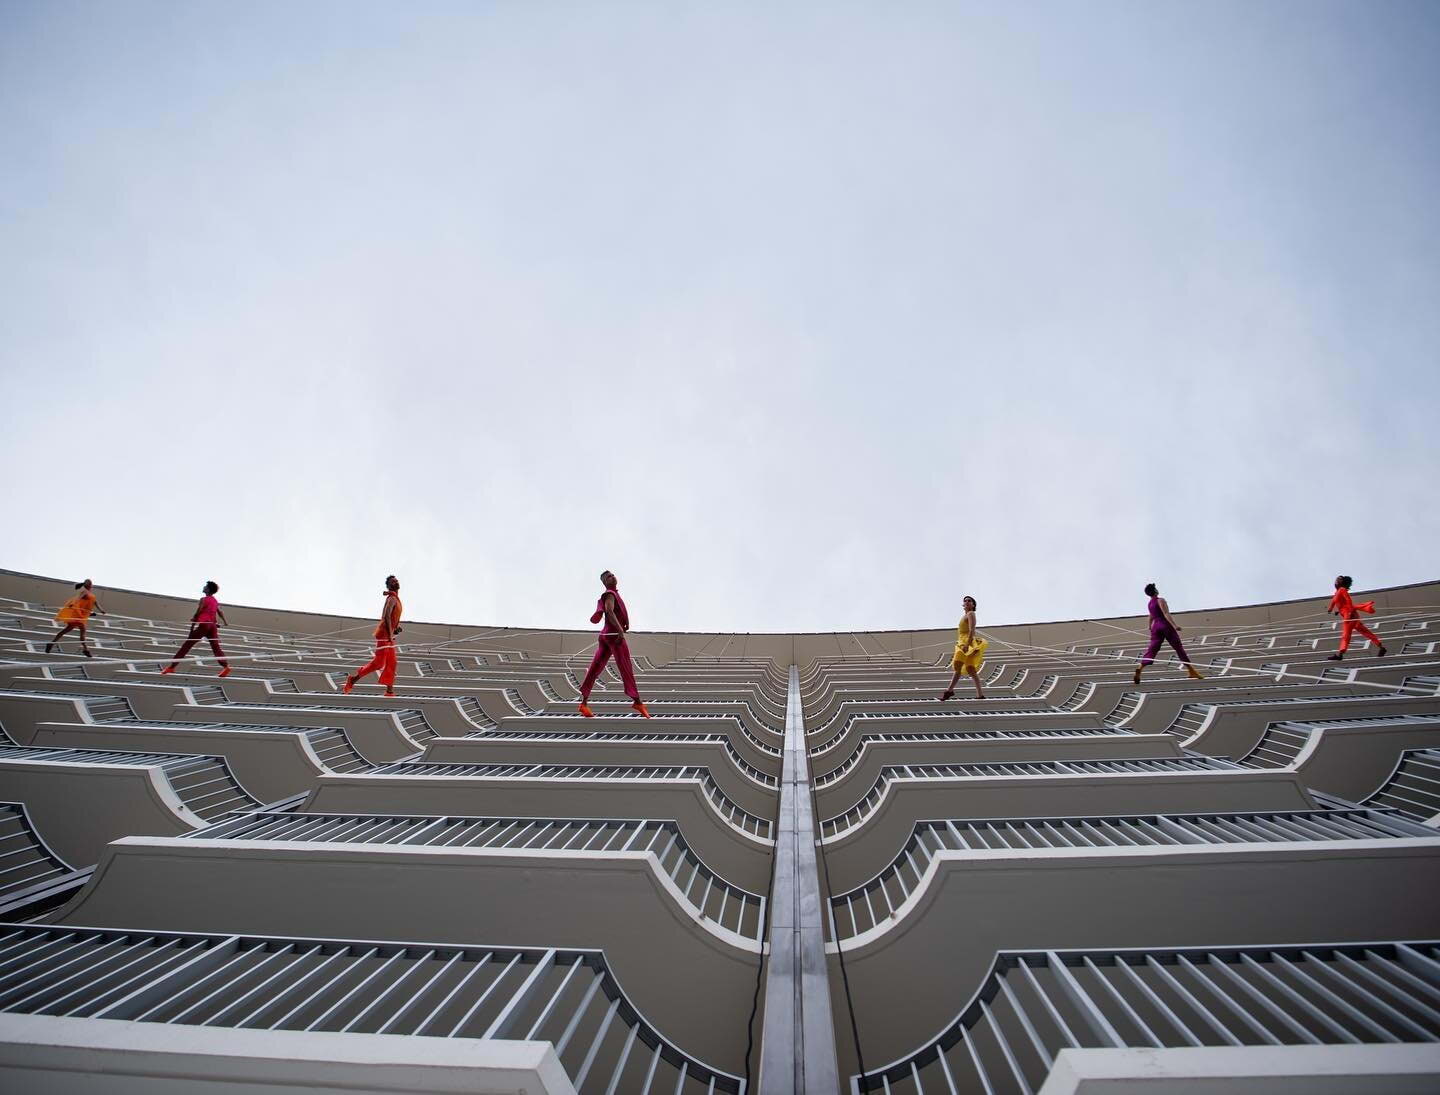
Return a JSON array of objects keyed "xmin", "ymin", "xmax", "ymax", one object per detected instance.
[
  {"xmin": 1038, "ymin": 1044, "xmax": 1440, "ymax": 1094},
  {"xmin": 0, "ymin": 1013, "xmax": 577, "ymax": 1094}
]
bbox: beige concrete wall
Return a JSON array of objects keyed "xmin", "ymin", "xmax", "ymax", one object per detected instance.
[{"xmin": 7, "ymin": 567, "xmax": 1438, "ymax": 668}]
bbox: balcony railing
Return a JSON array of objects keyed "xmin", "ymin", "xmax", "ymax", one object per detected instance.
[
  {"xmin": 0, "ymin": 923, "xmax": 745, "ymax": 1093},
  {"xmin": 854, "ymin": 940, "xmax": 1440, "ymax": 1093},
  {"xmin": 188, "ymin": 811, "xmax": 767, "ymax": 941},
  {"xmin": 830, "ymin": 808, "xmax": 1438, "ymax": 940}
]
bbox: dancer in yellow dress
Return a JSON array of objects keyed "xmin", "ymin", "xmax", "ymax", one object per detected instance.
[
  {"xmin": 940, "ymin": 595, "xmax": 987, "ymax": 700},
  {"xmin": 46, "ymin": 579, "xmax": 106, "ymax": 658}
]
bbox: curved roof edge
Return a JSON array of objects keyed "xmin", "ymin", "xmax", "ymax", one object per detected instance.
[{"xmin": 4, "ymin": 567, "xmax": 1438, "ymax": 638}]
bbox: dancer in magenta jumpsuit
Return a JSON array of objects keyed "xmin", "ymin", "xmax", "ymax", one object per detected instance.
[
  {"xmin": 578, "ymin": 570, "xmax": 650, "ymax": 718},
  {"xmin": 1133, "ymin": 582, "xmax": 1204, "ymax": 685}
]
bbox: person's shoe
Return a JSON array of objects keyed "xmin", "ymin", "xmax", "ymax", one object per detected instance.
[
  {"xmin": 632, "ymin": 701, "xmax": 651, "ymax": 718},
  {"xmin": 341, "ymin": 675, "xmax": 357, "ymax": 694},
  {"xmin": 938, "ymin": 689, "xmax": 955, "ymax": 701},
  {"xmin": 1132, "ymin": 666, "xmax": 1142, "ymax": 685},
  {"xmin": 1326, "ymin": 653, "xmax": 1343, "ymax": 661},
  {"xmin": 44, "ymin": 642, "xmax": 53, "ymax": 654},
  {"xmin": 82, "ymin": 647, "xmax": 93, "ymax": 659},
  {"xmin": 974, "ymin": 692, "xmax": 986, "ymax": 700},
  {"xmin": 1377, "ymin": 645, "xmax": 1388, "ymax": 657},
  {"xmin": 578, "ymin": 702, "xmax": 595, "ymax": 718},
  {"xmin": 383, "ymin": 689, "xmax": 396, "ymax": 698},
  {"xmin": 217, "ymin": 667, "xmax": 232, "ymax": 678},
  {"xmin": 1185, "ymin": 665, "xmax": 1204, "ymax": 680},
  {"xmin": 160, "ymin": 665, "xmax": 177, "ymax": 675}
]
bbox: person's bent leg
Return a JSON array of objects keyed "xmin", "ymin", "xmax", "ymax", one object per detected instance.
[
  {"xmin": 1351, "ymin": 621, "xmax": 1382, "ymax": 647},
  {"xmin": 1168, "ymin": 630, "xmax": 1204, "ymax": 679},
  {"xmin": 46, "ymin": 623, "xmax": 78, "ymax": 653},
  {"xmin": 613, "ymin": 641, "xmax": 641, "ymax": 702},
  {"xmin": 612, "ymin": 640, "xmax": 649, "ymax": 716},
  {"xmin": 968, "ymin": 667, "xmax": 985, "ymax": 699},
  {"xmin": 162, "ymin": 626, "xmax": 204, "ymax": 673},
  {"xmin": 378, "ymin": 643, "xmax": 398, "ymax": 693},
  {"xmin": 1136, "ymin": 632, "xmax": 1163, "ymax": 683},
  {"xmin": 345, "ymin": 642, "xmax": 389, "ymax": 691},
  {"xmin": 579, "ymin": 640, "xmax": 615, "ymax": 700},
  {"xmin": 205, "ymin": 628, "xmax": 230, "ymax": 674}
]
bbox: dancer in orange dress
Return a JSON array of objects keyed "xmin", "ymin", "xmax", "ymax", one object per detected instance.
[
  {"xmin": 160, "ymin": 581, "xmax": 232, "ymax": 677},
  {"xmin": 46, "ymin": 579, "xmax": 106, "ymax": 658},
  {"xmin": 578, "ymin": 570, "xmax": 650, "ymax": 718},
  {"xmin": 343, "ymin": 575, "xmax": 403, "ymax": 697},
  {"xmin": 1327, "ymin": 575, "xmax": 1387, "ymax": 661}
]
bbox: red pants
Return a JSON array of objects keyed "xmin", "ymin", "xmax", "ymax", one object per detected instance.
[
  {"xmin": 353, "ymin": 639, "xmax": 398, "ymax": 689},
  {"xmin": 580, "ymin": 634, "xmax": 640, "ymax": 701},
  {"xmin": 1339, "ymin": 619, "xmax": 1381, "ymax": 652},
  {"xmin": 171, "ymin": 622, "xmax": 228, "ymax": 667}
]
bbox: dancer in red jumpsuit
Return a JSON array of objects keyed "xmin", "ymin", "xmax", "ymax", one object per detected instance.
[
  {"xmin": 344, "ymin": 575, "xmax": 403, "ymax": 696},
  {"xmin": 160, "ymin": 581, "xmax": 232, "ymax": 677},
  {"xmin": 1327, "ymin": 575, "xmax": 1386, "ymax": 661},
  {"xmin": 578, "ymin": 570, "xmax": 650, "ymax": 718}
]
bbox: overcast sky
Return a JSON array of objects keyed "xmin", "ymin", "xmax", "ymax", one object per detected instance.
[{"xmin": 2, "ymin": 1, "xmax": 1436, "ymax": 633}]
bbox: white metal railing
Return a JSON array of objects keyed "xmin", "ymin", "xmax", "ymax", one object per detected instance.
[
  {"xmin": 819, "ymin": 756, "xmax": 1242, "ymax": 840},
  {"xmin": 854, "ymin": 940, "xmax": 1440, "ymax": 1093},
  {"xmin": 367, "ymin": 761, "xmax": 774, "ymax": 839},
  {"xmin": 829, "ymin": 808, "xmax": 1438, "ymax": 939},
  {"xmin": 813, "ymin": 728, "xmax": 1135, "ymax": 790},
  {"xmin": 0, "ymin": 923, "xmax": 745, "ymax": 1093},
  {"xmin": 189, "ymin": 811, "xmax": 767, "ymax": 941}
]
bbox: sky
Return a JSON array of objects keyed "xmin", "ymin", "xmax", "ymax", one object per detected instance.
[{"xmin": 2, "ymin": 1, "xmax": 1437, "ymax": 633}]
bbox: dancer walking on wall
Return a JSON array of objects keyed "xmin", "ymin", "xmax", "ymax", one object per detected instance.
[
  {"xmin": 578, "ymin": 570, "xmax": 650, "ymax": 718},
  {"xmin": 1327, "ymin": 575, "xmax": 1387, "ymax": 660},
  {"xmin": 344, "ymin": 575, "xmax": 403, "ymax": 697},
  {"xmin": 1133, "ymin": 583, "xmax": 1204, "ymax": 684},
  {"xmin": 46, "ymin": 579, "xmax": 106, "ymax": 658},
  {"xmin": 160, "ymin": 581, "xmax": 232, "ymax": 677},
  {"xmin": 939, "ymin": 595, "xmax": 987, "ymax": 700}
]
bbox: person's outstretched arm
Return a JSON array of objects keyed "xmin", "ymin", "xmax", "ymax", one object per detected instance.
[
  {"xmin": 191, "ymin": 599, "xmax": 204, "ymax": 623},
  {"xmin": 218, "ymin": 606, "xmax": 228, "ymax": 627}
]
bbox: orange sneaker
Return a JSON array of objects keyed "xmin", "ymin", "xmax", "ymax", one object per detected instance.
[
  {"xmin": 578, "ymin": 702, "xmax": 595, "ymax": 718},
  {"xmin": 383, "ymin": 690, "xmax": 396, "ymax": 698},
  {"xmin": 632, "ymin": 701, "xmax": 651, "ymax": 718},
  {"xmin": 341, "ymin": 675, "xmax": 356, "ymax": 694},
  {"xmin": 160, "ymin": 665, "xmax": 176, "ymax": 675},
  {"xmin": 217, "ymin": 667, "xmax": 232, "ymax": 678}
]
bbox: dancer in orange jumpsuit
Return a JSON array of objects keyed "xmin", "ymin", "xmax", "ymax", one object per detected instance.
[
  {"xmin": 578, "ymin": 570, "xmax": 650, "ymax": 718},
  {"xmin": 46, "ymin": 579, "xmax": 107, "ymax": 658},
  {"xmin": 344, "ymin": 575, "xmax": 403, "ymax": 697},
  {"xmin": 160, "ymin": 581, "xmax": 232, "ymax": 677},
  {"xmin": 1327, "ymin": 575, "xmax": 1386, "ymax": 660}
]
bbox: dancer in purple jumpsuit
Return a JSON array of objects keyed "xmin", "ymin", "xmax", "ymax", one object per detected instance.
[{"xmin": 1133, "ymin": 583, "xmax": 1204, "ymax": 685}]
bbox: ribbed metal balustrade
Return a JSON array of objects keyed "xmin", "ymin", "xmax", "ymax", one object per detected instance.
[
  {"xmin": 855, "ymin": 940, "xmax": 1440, "ymax": 1094},
  {"xmin": 0, "ymin": 923, "xmax": 744, "ymax": 1093}
]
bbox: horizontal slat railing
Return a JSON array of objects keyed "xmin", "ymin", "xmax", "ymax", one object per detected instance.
[
  {"xmin": 854, "ymin": 940, "xmax": 1440, "ymax": 1093},
  {"xmin": 0, "ymin": 923, "xmax": 744, "ymax": 1093},
  {"xmin": 830, "ymin": 809, "xmax": 1439, "ymax": 939},
  {"xmin": 186, "ymin": 812, "xmax": 766, "ymax": 941}
]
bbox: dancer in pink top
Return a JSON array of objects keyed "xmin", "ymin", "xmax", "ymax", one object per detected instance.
[
  {"xmin": 578, "ymin": 570, "xmax": 649, "ymax": 718},
  {"xmin": 161, "ymin": 581, "xmax": 231, "ymax": 677}
]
